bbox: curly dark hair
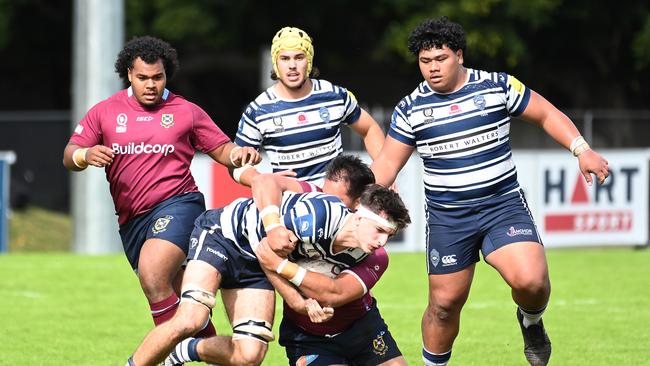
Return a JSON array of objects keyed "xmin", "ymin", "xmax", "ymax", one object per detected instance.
[
  {"xmin": 325, "ymin": 154, "xmax": 375, "ymax": 201},
  {"xmin": 359, "ymin": 184, "xmax": 411, "ymax": 231},
  {"xmin": 407, "ymin": 16, "xmax": 466, "ymax": 57},
  {"xmin": 114, "ymin": 36, "xmax": 179, "ymax": 84}
]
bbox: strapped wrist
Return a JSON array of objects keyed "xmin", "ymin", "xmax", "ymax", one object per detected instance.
[
  {"xmin": 276, "ymin": 259, "xmax": 306, "ymax": 286},
  {"xmin": 72, "ymin": 148, "xmax": 89, "ymax": 169},
  {"xmin": 570, "ymin": 136, "xmax": 591, "ymax": 157},
  {"xmin": 233, "ymin": 164, "xmax": 254, "ymax": 183},
  {"xmin": 260, "ymin": 205, "xmax": 283, "ymax": 231}
]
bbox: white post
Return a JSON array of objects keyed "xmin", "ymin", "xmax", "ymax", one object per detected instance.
[{"xmin": 71, "ymin": 0, "xmax": 124, "ymax": 253}]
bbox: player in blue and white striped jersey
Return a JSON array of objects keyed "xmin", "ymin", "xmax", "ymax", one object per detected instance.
[
  {"xmin": 370, "ymin": 17, "xmax": 610, "ymax": 366},
  {"xmin": 127, "ymin": 158, "xmax": 410, "ymax": 366},
  {"xmin": 235, "ymin": 26, "xmax": 385, "ymax": 185}
]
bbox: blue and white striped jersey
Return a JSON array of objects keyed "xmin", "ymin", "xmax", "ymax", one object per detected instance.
[
  {"xmin": 212, "ymin": 191, "xmax": 367, "ymax": 268},
  {"xmin": 389, "ymin": 68, "xmax": 531, "ymax": 206},
  {"xmin": 235, "ymin": 79, "xmax": 362, "ymax": 185}
]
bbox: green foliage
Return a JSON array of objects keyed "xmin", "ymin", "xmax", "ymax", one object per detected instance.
[
  {"xmin": 0, "ymin": 0, "xmax": 13, "ymax": 49},
  {"xmin": 125, "ymin": 0, "xmax": 217, "ymax": 42},
  {"xmin": 0, "ymin": 249, "xmax": 648, "ymax": 365},
  {"xmin": 633, "ymin": 15, "xmax": 650, "ymax": 70}
]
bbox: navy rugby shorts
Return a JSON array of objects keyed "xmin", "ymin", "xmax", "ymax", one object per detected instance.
[
  {"xmin": 188, "ymin": 208, "xmax": 273, "ymax": 290},
  {"xmin": 279, "ymin": 299, "xmax": 402, "ymax": 366},
  {"xmin": 426, "ymin": 189, "xmax": 542, "ymax": 275},
  {"xmin": 119, "ymin": 192, "xmax": 205, "ymax": 271}
]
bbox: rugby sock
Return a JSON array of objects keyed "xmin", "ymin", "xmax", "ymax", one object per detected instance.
[
  {"xmin": 422, "ymin": 347, "xmax": 451, "ymax": 366},
  {"xmin": 170, "ymin": 337, "xmax": 202, "ymax": 363},
  {"xmin": 150, "ymin": 293, "xmax": 180, "ymax": 325},
  {"xmin": 195, "ymin": 313, "xmax": 217, "ymax": 338},
  {"xmin": 519, "ymin": 305, "xmax": 547, "ymax": 328}
]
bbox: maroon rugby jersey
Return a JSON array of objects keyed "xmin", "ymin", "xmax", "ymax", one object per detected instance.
[
  {"xmin": 283, "ymin": 247, "xmax": 389, "ymax": 336},
  {"xmin": 69, "ymin": 87, "xmax": 230, "ymax": 224}
]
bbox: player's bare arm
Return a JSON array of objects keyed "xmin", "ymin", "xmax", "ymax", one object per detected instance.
[
  {"xmin": 520, "ymin": 91, "xmax": 609, "ymax": 184},
  {"xmin": 229, "ymin": 164, "xmax": 297, "ymax": 188},
  {"xmin": 206, "ymin": 142, "xmax": 260, "ymax": 168},
  {"xmin": 370, "ymin": 136, "xmax": 414, "ymax": 188},
  {"xmin": 349, "ymin": 108, "xmax": 385, "ymax": 159},
  {"xmin": 256, "ymin": 238, "xmax": 365, "ymax": 308},
  {"xmin": 251, "ymin": 173, "xmax": 304, "ymax": 256},
  {"xmin": 62, "ymin": 142, "xmax": 114, "ymax": 171}
]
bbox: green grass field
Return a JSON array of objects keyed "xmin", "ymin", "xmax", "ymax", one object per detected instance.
[{"xmin": 1, "ymin": 248, "xmax": 648, "ymax": 365}]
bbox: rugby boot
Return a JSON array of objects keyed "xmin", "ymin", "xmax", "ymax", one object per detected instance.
[{"xmin": 517, "ymin": 308, "xmax": 551, "ymax": 366}]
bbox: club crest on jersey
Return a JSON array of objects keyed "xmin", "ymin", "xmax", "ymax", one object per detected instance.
[
  {"xmin": 473, "ymin": 95, "xmax": 487, "ymax": 111},
  {"xmin": 319, "ymin": 107, "xmax": 330, "ymax": 123},
  {"xmin": 272, "ymin": 116, "xmax": 284, "ymax": 132},
  {"xmin": 297, "ymin": 112, "xmax": 309, "ymax": 125},
  {"xmin": 430, "ymin": 248, "xmax": 440, "ymax": 267},
  {"xmin": 161, "ymin": 114, "xmax": 174, "ymax": 128},
  {"xmin": 422, "ymin": 107, "xmax": 435, "ymax": 124},
  {"xmin": 372, "ymin": 332, "xmax": 388, "ymax": 356},
  {"xmin": 152, "ymin": 215, "xmax": 174, "ymax": 234},
  {"xmin": 116, "ymin": 113, "xmax": 128, "ymax": 133}
]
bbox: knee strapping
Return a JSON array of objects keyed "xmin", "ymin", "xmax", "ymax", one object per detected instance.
[
  {"xmin": 180, "ymin": 284, "xmax": 216, "ymax": 310},
  {"xmin": 232, "ymin": 318, "xmax": 275, "ymax": 344}
]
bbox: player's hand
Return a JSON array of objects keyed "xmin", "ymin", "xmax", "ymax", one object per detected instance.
[
  {"xmin": 578, "ymin": 149, "xmax": 609, "ymax": 185},
  {"xmin": 266, "ymin": 226, "xmax": 298, "ymax": 257},
  {"xmin": 86, "ymin": 145, "xmax": 114, "ymax": 167},
  {"xmin": 304, "ymin": 298, "xmax": 334, "ymax": 323},
  {"xmin": 256, "ymin": 238, "xmax": 283, "ymax": 270},
  {"xmin": 231, "ymin": 146, "xmax": 261, "ymax": 167}
]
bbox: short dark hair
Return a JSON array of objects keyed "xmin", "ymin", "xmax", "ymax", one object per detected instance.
[
  {"xmin": 359, "ymin": 184, "xmax": 411, "ymax": 231},
  {"xmin": 325, "ymin": 154, "xmax": 375, "ymax": 202},
  {"xmin": 114, "ymin": 36, "xmax": 179, "ymax": 84},
  {"xmin": 407, "ymin": 16, "xmax": 466, "ymax": 56}
]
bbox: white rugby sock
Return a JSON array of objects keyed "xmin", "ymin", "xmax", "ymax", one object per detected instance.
[{"xmin": 519, "ymin": 306, "xmax": 546, "ymax": 328}]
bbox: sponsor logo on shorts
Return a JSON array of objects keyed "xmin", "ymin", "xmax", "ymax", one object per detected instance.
[
  {"xmin": 152, "ymin": 215, "xmax": 173, "ymax": 234},
  {"xmin": 206, "ymin": 247, "xmax": 228, "ymax": 261},
  {"xmin": 441, "ymin": 254, "xmax": 457, "ymax": 266},
  {"xmin": 372, "ymin": 331, "xmax": 388, "ymax": 356},
  {"xmin": 506, "ymin": 226, "xmax": 533, "ymax": 237},
  {"xmin": 112, "ymin": 142, "xmax": 175, "ymax": 156},
  {"xmin": 296, "ymin": 355, "xmax": 318, "ymax": 366},
  {"xmin": 430, "ymin": 248, "xmax": 440, "ymax": 267},
  {"xmin": 190, "ymin": 237, "xmax": 199, "ymax": 249}
]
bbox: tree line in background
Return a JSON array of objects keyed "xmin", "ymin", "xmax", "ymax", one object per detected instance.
[{"xmin": 0, "ymin": 0, "xmax": 649, "ymax": 138}]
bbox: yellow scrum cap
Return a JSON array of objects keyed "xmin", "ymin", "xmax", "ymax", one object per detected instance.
[{"xmin": 271, "ymin": 26, "xmax": 314, "ymax": 77}]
